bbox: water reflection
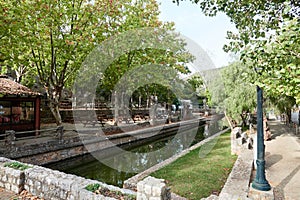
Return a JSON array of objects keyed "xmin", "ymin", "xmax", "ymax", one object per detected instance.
[{"xmin": 46, "ymin": 120, "xmax": 223, "ymax": 187}]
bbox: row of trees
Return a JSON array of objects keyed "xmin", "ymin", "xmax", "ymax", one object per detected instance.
[
  {"xmin": 175, "ymin": 0, "xmax": 299, "ymax": 125},
  {"xmin": 0, "ymin": 0, "xmax": 194, "ymax": 125},
  {"xmin": 2, "ymin": 0, "xmax": 298, "ymax": 126}
]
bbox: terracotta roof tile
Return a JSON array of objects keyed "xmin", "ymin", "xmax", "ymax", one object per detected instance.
[{"xmin": 0, "ymin": 77, "xmax": 40, "ymax": 96}]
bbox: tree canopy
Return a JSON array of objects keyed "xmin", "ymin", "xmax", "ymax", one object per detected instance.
[
  {"xmin": 175, "ymin": 0, "xmax": 300, "ymax": 108},
  {"xmin": 1, "ymin": 0, "xmax": 194, "ymax": 125}
]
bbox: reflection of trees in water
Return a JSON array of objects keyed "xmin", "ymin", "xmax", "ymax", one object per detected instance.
[
  {"xmin": 101, "ymin": 126, "xmax": 200, "ymax": 173},
  {"xmin": 105, "ymin": 125, "xmax": 219, "ymax": 173},
  {"xmin": 47, "ymin": 120, "xmax": 224, "ymax": 187}
]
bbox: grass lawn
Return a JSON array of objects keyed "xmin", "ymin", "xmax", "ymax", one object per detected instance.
[{"xmin": 151, "ymin": 131, "xmax": 237, "ymax": 200}]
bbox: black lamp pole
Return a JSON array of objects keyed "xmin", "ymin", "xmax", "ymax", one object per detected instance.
[{"xmin": 252, "ymin": 85, "xmax": 271, "ymax": 191}]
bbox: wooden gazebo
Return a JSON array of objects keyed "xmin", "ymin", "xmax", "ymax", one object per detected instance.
[{"xmin": 0, "ymin": 75, "xmax": 41, "ymax": 134}]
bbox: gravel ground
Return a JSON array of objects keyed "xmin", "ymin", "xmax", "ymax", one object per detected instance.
[{"xmin": 0, "ymin": 188, "xmax": 44, "ymax": 200}]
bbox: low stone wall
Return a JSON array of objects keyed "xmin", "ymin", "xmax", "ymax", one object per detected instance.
[
  {"xmin": 0, "ymin": 157, "xmax": 24, "ymax": 194},
  {"xmin": 231, "ymin": 127, "xmax": 254, "ymax": 155},
  {"xmin": 0, "ymin": 157, "xmax": 174, "ymax": 200},
  {"xmin": 0, "ymin": 157, "xmax": 136, "ymax": 200}
]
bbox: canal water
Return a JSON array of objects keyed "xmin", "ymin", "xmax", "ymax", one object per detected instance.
[{"xmin": 45, "ymin": 120, "xmax": 223, "ymax": 187}]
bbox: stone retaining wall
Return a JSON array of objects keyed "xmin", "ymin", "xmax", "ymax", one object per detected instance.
[
  {"xmin": 2, "ymin": 119, "xmax": 201, "ymax": 166},
  {"xmin": 0, "ymin": 157, "xmax": 24, "ymax": 194},
  {"xmin": 0, "ymin": 157, "xmax": 173, "ymax": 200},
  {"xmin": 0, "ymin": 157, "xmax": 136, "ymax": 200},
  {"xmin": 137, "ymin": 176, "xmax": 170, "ymax": 200}
]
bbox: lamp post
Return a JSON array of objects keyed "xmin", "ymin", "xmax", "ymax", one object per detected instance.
[{"xmin": 252, "ymin": 85, "xmax": 271, "ymax": 191}]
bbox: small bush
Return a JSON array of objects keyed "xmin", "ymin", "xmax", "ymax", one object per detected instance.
[
  {"xmin": 85, "ymin": 183, "xmax": 136, "ymax": 200},
  {"xmin": 85, "ymin": 183, "xmax": 101, "ymax": 192}
]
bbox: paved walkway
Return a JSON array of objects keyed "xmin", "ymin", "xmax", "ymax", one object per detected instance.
[{"xmin": 265, "ymin": 121, "xmax": 300, "ymax": 200}]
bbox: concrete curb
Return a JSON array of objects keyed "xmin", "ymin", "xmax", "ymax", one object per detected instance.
[{"xmin": 218, "ymin": 149, "xmax": 253, "ymax": 200}]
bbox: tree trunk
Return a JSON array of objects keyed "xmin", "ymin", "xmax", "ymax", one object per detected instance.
[
  {"xmin": 286, "ymin": 108, "xmax": 292, "ymax": 125},
  {"xmin": 240, "ymin": 113, "xmax": 247, "ymax": 127},
  {"xmin": 49, "ymin": 100, "xmax": 62, "ymax": 126},
  {"xmin": 46, "ymin": 86, "xmax": 63, "ymax": 126},
  {"xmin": 113, "ymin": 90, "xmax": 119, "ymax": 126}
]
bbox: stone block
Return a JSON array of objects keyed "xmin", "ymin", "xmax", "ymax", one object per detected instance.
[
  {"xmin": 60, "ymin": 179, "xmax": 73, "ymax": 191},
  {"xmin": 144, "ymin": 184, "xmax": 152, "ymax": 195},
  {"xmin": 35, "ymin": 181, "xmax": 41, "ymax": 190},
  {"xmin": 5, "ymin": 182, "xmax": 11, "ymax": 190},
  {"xmin": 149, "ymin": 197, "xmax": 161, "ymax": 200},
  {"xmin": 137, "ymin": 181, "xmax": 144, "ymax": 192},
  {"xmin": 2, "ymin": 175, "xmax": 7, "ymax": 182},
  {"xmin": 137, "ymin": 192, "xmax": 148, "ymax": 200},
  {"xmin": 24, "ymin": 184, "xmax": 30, "ymax": 191},
  {"xmin": 68, "ymin": 194, "xmax": 76, "ymax": 200},
  {"xmin": 11, "ymin": 184, "xmax": 19, "ymax": 193},
  {"xmin": 27, "ymin": 178, "xmax": 34, "ymax": 186},
  {"xmin": 60, "ymin": 189, "xmax": 68, "ymax": 199},
  {"xmin": 7, "ymin": 175, "xmax": 13, "ymax": 184},
  {"xmin": 0, "ymin": 157, "xmax": 10, "ymax": 163},
  {"xmin": 79, "ymin": 189, "xmax": 95, "ymax": 200},
  {"xmin": 152, "ymin": 185, "xmax": 164, "ymax": 197},
  {"xmin": 70, "ymin": 183, "xmax": 81, "ymax": 197}
]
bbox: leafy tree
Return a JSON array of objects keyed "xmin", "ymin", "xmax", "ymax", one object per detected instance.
[
  {"xmin": 1, "ymin": 0, "xmax": 192, "ymax": 125},
  {"xmin": 1, "ymin": 0, "xmax": 119, "ymax": 125},
  {"xmin": 175, "ymin": 0, "xmax": 300, "ymax": 116},
  {"xmin": 243, "ymin": 19, "xmax": 300, "ymax": 104},
  {"xmin": 175, "ymin": 0, "xmax": 299, "ymax": 52},
  {"xmin": 267, "ymin": 95, "xmax": 296, "ymax": 124},
  {"xmin": 187, "ymin": 74, "xmax": 204, "ymax": 94},
  {"xmin": 221, "ymin": 61, "xmax": 256, "ymax": 128},
  {"xmin": 96, "ymin": 1, "xmax": 194, "ymax": 124}
]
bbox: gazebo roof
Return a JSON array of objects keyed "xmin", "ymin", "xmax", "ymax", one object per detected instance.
[{"xmin": 0, "ymin": 75, "xmax": 40, "ymax": 97}]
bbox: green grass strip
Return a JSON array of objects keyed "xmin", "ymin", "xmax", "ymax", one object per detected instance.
[{"xmin": 151, "ymin": 131, "xmax": 237, "ymax": 200}]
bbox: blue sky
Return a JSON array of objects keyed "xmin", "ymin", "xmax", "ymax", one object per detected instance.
[{"xmin": 157, "ymin": 0, "xmax": 236, "ymax": 68}]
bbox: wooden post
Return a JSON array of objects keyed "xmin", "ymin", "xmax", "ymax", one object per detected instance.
[{"xmin": 35, "ymin": 97, "xmax": 41, "ymax": 135}]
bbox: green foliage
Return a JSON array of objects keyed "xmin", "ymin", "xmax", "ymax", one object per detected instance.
[
  {"xmin": 200, "ymin": 68, "xmax": 225, "ymax": 108},
  {"xmin": 4, "ymin": 162, "xmax": 31, "ymax": 171},
  {"xmin": 243, "ymin": 19, "xmax": 300, "ymax": 104},
  {"xmin": 221, "ymin": 61, "xmax": 256, "ymax": 122},
  {"xmin": 85, "ymin": 183, "xmax": 101, "ymax": 192},
  {"xmin": 175, "ymin": 0, "xmax": 299, "ymax": 112},
  {"xmin": 187, "ymin": 74, "xmax": 205, "ymax": 94},
  {"xmin": 1, "ymin": 0, "xmax": 192, "ymax": 125},
  {"xmin": 176, "ymin": 0, "xmax": 299, "ymax": 53}
]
